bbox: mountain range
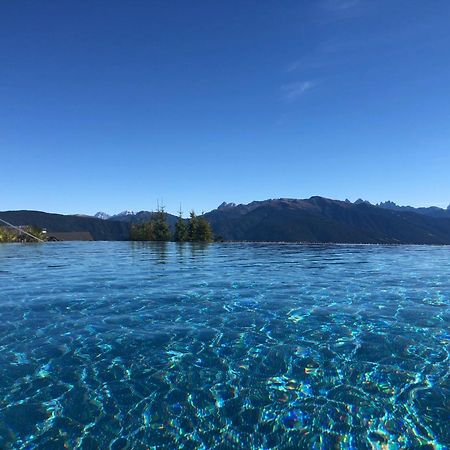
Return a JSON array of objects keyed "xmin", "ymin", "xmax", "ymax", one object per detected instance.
[
  {"xmin": 203, "ymin": 197, "xmax": 450, "ymax": 244},
  {"xmin": 94, "ymin": 199, "xmax": 450, "ymax": 222},
  {"xmin": 1, "ymin": 197, "xmax": 450, "ymax": 244}
]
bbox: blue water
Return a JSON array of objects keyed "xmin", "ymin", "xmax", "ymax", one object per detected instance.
[{"xmin": 0, "ymin": 242, "xmax": 448, "ymax": 449}]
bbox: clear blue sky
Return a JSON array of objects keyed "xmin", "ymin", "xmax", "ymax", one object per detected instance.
[{"xmin": 1, "ymin": 0, "xmax": 449, "ymax": 215}]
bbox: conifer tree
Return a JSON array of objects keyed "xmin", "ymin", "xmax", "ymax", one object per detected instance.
[
  {"xmin": 152, "ymin": 206, "xmax": 171, "ymax": 241},
  {"xmin": 130, "ymin": 221, "xmax": 155, "ymax": 241},
  {"xmin": 188, "ymin": 210, "xmax": 199, "ymax": 241},
  {"xmin": 174, "ymin": 207, "xmax": 188, "ymax": 242},
  {"xmin": 196, "ymin": 216, "xmax": 213, "ymax": 242},
  {"xmin": 188, "ymin": 210, "xmax": 213, "ymax": 242}
]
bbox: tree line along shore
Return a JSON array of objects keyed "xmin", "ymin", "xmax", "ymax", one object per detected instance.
[{"xmin": 130, "ymin": 209, "xmax": 213, "ymax": 242}]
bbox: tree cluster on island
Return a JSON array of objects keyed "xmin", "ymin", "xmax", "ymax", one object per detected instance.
[{"xmin": 130, "ymin": 208, "xmax": 213, "ymax": 242}]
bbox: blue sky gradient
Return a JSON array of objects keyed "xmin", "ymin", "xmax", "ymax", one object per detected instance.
[{"xmin": 1, "ymin": 0, "xmax": 449, "ymax": 215}]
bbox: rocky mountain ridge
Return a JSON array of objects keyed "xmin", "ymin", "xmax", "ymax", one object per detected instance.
[{"xmin": 2, "ymin": 196, "xmax": 450, "ymax": 243}]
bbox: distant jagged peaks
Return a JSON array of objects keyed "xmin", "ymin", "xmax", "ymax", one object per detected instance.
[
  {"xmin": 377, "ymin": 201, "xmax": 399, "ymax": 209},
  {"xmin": 375, "ymin": 201, "xmax": 450, "ymax": 218},
  {"xmin": 94, "ymin": 212, "xmax": 110, "ymax": 220},
  {"xmin": 95, "ymin": 199, "xmax": 450, "ymax": 218},
  {"xmin": 217, "ymin": 202, "xmax": 237, "ymax": 210},
  {"xmin": 354, "ymin": 198, "xmax": 372, "ymax": 205},
  {"xmin": 116, "ymin": 210, "xmax": 135, "ymax": 217},
  {"xmin": 95, "ymin": 211, "xmax": 136, "ymax": 220},
  {"xmin": 94, "ymin": 211, "xmax": 135, "ymax": 219}
]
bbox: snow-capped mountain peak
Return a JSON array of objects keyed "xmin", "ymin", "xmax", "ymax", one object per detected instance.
[
  {"xmin": 94, "ymin": 212, "xmax": 111, "ymax": 220},
  {"xmin": 116, "ymin": 210, "xmax": 135, "ymax": 217}
]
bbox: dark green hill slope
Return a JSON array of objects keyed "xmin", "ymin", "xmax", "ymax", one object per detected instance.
[
  {"xmin": 204, "ymin": 197, "xmax": 450, "ymax": 244},
  {"xmin": 0, "ymin": 210, "xmax": 130, "ymax": 241}
]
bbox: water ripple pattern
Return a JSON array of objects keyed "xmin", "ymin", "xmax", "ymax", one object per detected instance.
[{"xmin": 0, "ymin": 242, "xmax": 449, "ymax": 449}]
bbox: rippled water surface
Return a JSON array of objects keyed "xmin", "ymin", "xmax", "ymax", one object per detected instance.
[{"xmin": 0, "ymin": 242, "xmax": 449, "ymax": 449}]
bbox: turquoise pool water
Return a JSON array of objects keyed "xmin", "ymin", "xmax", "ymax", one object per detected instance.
[{"xmin": 0, "ymin": 242, "xmax": 448, "ymax": 449}]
